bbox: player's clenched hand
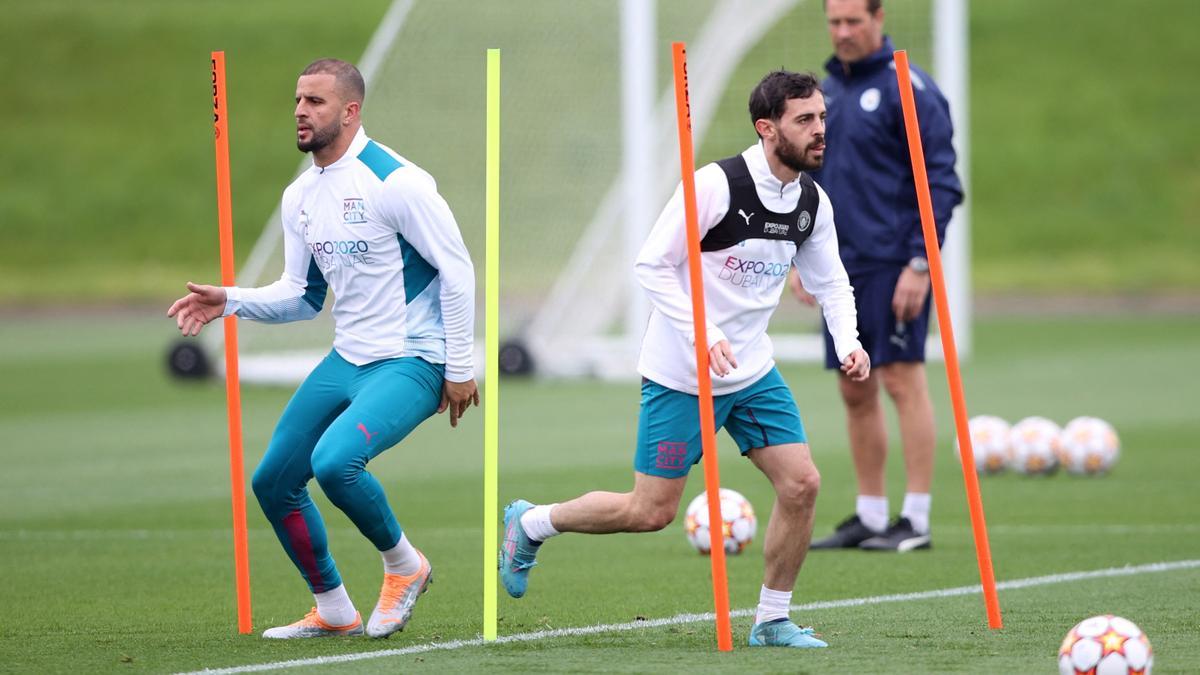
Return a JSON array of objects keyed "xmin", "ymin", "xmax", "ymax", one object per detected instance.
[
  {"xmin": 892, "ymin": 267, "xmax": 931, "ymax": 323},
  {"xmin": 787, "ymin": 268, "xmax": 817, "ymax": 307},
  {"xmin": 709, "ymin": 340, "xmax": 738, "ymax": 378},
  {"xmin": 840, "ymin": 348, "xmax": 870, "ymax": 382},
  {"xmin": 167, "ymin": 282, "xmax": 227, "ymax": 336},
  {"xmin": 439, "ymin": 378, "xmax": 479, "ymax": 428}
]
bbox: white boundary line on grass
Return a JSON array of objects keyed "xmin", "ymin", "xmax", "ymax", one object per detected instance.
[
  {"xmin": 10, "ymin": 523, "xmax": 1200, "ymax": 541},
  {"xmin": 181, "ymin": 558, "xmax": 1200, "ymax": 674}
]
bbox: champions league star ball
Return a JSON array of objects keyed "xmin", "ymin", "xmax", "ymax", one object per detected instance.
[
  {"xmin": 1009, "ymin": 416, "xmax": 1062, "ymax": 475},
  {"xmin": 684, "ymin": 488, "xmax": 756, "ymax": 555},
  {"xmin": 1059, "ymin": 615, "xmax": 1153, "ymax": 675},
  {"xmin": 955, "ymin": 415, "xmax": 1012, "ymax": 474},
  {"xmin": 1059, "ymin": 416, "xmax": 1120, "ymax": 475}
]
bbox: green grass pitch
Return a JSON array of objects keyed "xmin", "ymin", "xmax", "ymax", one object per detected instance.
[{"xmin": 1, "ymin": 311, "xmax": 1197, "ymax": 672}]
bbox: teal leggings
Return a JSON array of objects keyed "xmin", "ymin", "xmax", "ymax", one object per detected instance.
[{"xmin": 251, "ymin": 350, "xmax": 443, "ymax": 593}]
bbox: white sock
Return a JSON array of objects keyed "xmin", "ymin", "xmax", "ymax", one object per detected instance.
[
  {"xmin": 901, "ymin": 492, "xmax": 931, "ymax": 534},
  {"xmin": 381, "ymin": 533, "xmax": 422, "ymax": 576},
  {"xmin": 755, "ymin": 585, "xmax": 792, "ymax": 624},
  {"xmin": 520, "ymin": 503, "xmax": 561, "ymax": 542},
  {"xmin": 856, "ymin": 495, "xmax": 889, "ymax": 533},
  {"xmin": 314, "ymin": 584, "xmax": 357, "ymax": 626}
]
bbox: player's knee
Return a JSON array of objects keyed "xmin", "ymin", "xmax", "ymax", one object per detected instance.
[
  {"xmin": 880, "ymin": 365, "xmax": 924, "ymax": 402},
  {"xmin": 638, "ymin": 505, "xmax": 677, "ymax": 532},
  {"xmin": 251, "ymin": 463, "xmax": 282, "ymax": 510},
  {"xmin": 624, "ymin": 499, "xmax": 677, "ymax": 532},
  {"xmin": 776, "ymin": 467, "xmax": 820, "ymax": 508},
  {"xmin": 879, "ymin": 369, "xmax": 905, "ymax": 400},
  {"xmin": 839, "ymin": 376, "xmax": 877, "ymax": 410},
  {"xmin": 310, "ymin": 446, "xmax": 359, "ymax": 497}
]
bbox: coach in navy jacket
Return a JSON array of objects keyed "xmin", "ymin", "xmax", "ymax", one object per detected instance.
[
  {"xmin": 803, "ymin": 0, "xmax": 963, "ymax": 554},
  {"xmin": 812, "ymin": 34, "xmax": 962, "ymax": 275}
]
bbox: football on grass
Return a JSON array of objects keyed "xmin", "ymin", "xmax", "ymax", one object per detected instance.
[
  {"xmin": 1059, "ymin": 416, "xmax": 1120, "ymax": 475},
  {"xmin": 956, "ymin": 415, "xmax": 1012, "ymax": 474},
  {"xmin": 1059, "ymin": 614, "xmax": 1152, "ymax": 674},
  {"xmin": 684, "ymin": 488, "xmax": 756, "ymax": 555},
  {"xmin": 1009, "ymin": 416, "xmax": 1062, "ymax": 475}
]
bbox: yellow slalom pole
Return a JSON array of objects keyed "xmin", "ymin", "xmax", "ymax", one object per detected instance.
[{"xmin": 483, "ymin": 47, "xmax": 500, "ymax": 642}]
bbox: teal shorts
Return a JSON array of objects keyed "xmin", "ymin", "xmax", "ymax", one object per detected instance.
[{"xmin": 633, "ymin": 367, "xmax": 807, "ymax": 478}]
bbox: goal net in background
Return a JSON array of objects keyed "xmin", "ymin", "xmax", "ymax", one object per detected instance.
[{"xmin": 186, "ymin": 0, "xmax": 968, "ymax": 384}]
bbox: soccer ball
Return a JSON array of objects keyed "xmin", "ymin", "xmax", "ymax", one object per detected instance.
[
  {"xmin": 1059, "ymin": 416, "xmax": 1120, "ymax": 475},
  {"xmin": 1009, "ymin": 416, "xmax": 1062, "ymax": 475},
  {"xmin": 1059, "ymin": 614, "xmax": 1153, "ymax": 675},
  {"xmin": 955, "ymin": 415, "xmax": 1011, "ymax": 474},
  {"xmin": 684, "ymin": 488, "xmax": 756, "ymax": 555}
]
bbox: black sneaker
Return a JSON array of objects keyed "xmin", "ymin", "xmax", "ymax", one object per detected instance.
[
  {"xmin": 810, "ymin": 514, "xmax": 883, "ymax": 550},
  {"xmin": 858, "ymin": 517, "xmax": 931, "ymax": 552}
]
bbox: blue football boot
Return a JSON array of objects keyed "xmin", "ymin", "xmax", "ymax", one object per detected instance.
[
  {"xmin": 499, "ymin": 499, "xmax": 542, "ymax": 598},
  {"xmin": 748, "ymin": 619, "xmax": 829, "ymax": 648}
]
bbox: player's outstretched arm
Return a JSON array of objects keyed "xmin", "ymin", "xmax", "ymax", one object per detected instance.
[
  {"xmin": 438, "ymin": 378, "xmax": 479, "ymax": 428},
  {"xmin": 167, "ymin": 282, "xmax": 227, "ymax": 336}
]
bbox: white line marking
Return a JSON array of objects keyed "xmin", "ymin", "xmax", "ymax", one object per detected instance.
[
  {"xmin": 179, "ymin": 558, "xmax": 1200, "ymax": 674},
  {"xmin": 356, "ymin": 0, "xmax": 414, "ymax": 85},
  {"xmin": 0, "ymin": 526, "xmax": 465, "ymax": 541},
  {"xmin": 7, "ymin": 523, "xmax": 1197, "ymax": 541}
]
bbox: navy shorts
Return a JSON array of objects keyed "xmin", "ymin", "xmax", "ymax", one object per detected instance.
[
  {"xmin": 824, "ymin": 265, "xmax": 931, "ymax": 369},
  {"xmin": 633, "ymin": 367, "xmax": 807, "ymax": 479}
]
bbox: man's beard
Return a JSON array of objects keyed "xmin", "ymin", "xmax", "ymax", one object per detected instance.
[
  {"xmin": 297, "ymin": 120, "xmax": 341, "ymax": 153},
  {"xmin": 775, "ymin": 134, "xmax": 823, "ymax": 172}
]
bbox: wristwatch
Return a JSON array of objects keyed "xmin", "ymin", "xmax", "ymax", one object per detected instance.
[{"xmin": 907, "ymin": 256, "xmax": 930, "ymax": 273}]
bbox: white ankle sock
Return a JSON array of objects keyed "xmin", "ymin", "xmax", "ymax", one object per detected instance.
[
  {"xmin": 520, "ymin": 504, "xmax": 561, "ymax": 542},
  {"xmin": 381, "ymin": 533, "xmax": 422, "ymax": 576},
  {"xmin": 755, "ymin": 585, "xmax": 792, "ymax": 624},
  {"xmin": 901, "ymin": 493, "xmax": 931, "ymax": 534},
  {"xmin": 856, "ymin": 495, "xmax": 889, "ymax": 533},
  {"xmin": 314, "ymin": 584, "xmax": 357, "ymax": 626}
]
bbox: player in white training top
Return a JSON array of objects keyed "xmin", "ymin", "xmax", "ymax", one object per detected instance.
[
  {"xmin": 168, "ymin": 58, "xmax": 476, "ymax": 640},
  {"xmin": 500, "ymin": 71, "xmax": 869, "ymax": 649}
]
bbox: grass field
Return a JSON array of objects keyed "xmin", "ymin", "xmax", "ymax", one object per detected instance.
[
  {"xmin": 0, "ymin": 0, "xmax": 390, "ymax": 303},
  {"xmin": 2, "ymin": 311, "xmax": 1197, "ymax": 672}
]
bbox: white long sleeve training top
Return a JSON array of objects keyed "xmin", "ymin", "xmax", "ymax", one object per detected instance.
[
  {"xmin": 636, "ymin": 142, "xmax": 861, "ymax": 395},
  {"xmin": 223, "ymin": 128, "xmax": 475, "ymax": 382}
]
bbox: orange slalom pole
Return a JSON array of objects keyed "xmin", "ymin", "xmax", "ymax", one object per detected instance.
[
  {"xmin": 211, "ymin": 51, "xmax": 253, "ymax": 635},
  {"xmin": 671, "ymin": 42, "xmax": 733, "ymax": 652},
  {"xmin": 894, "ymin": 50, "xmax": 1002, "ymax": 629}
]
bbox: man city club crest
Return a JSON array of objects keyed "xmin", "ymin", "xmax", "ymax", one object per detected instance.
[
  {"xmin": 860, "ymin": 87, "xmax": 881, "ymax": 112},
  {"xmin": 797, "ymin": 210, "xmax": 812, "ymax": 232}
]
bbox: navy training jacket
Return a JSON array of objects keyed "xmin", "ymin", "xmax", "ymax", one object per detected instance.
[{"xmin": 812, "ymin": 36, "xmax": 963, "ymax": 276}]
